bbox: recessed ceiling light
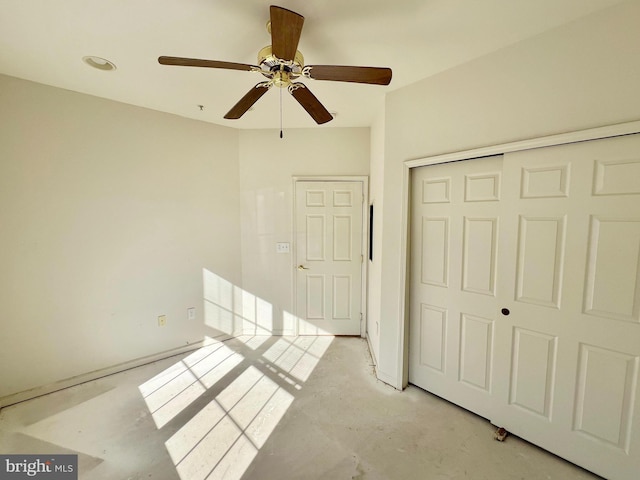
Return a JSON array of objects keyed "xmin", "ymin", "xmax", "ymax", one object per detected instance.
[{"xmin": 82, "ymin": 56, "xmax": 116, "ymax": 71}]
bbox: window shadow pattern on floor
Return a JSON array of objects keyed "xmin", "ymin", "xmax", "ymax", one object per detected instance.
[{"xmin": 139, "ymin": 333, "xmax": 333, "ymax": 480}]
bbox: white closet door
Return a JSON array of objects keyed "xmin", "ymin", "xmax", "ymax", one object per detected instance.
[
  {"xmin": 409, "ymin": 155, "xmax": 503, "ymax": 420},
  {"xmin": 493, "ymin": 134, "xmax": 640, "ymax": 480},
  {"xmin": 409, "ymin": 134, "xmax": 640, "ymax": 480}
]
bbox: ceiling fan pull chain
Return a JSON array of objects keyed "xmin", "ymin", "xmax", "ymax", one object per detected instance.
[{"xmin": 280, "ymin": 85, "xmax": 284, "ymax": 139}]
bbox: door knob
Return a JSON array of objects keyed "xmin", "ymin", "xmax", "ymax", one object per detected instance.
[
  {"xmin": 297, "ymin": 265, "xmax": 310, "ymax": 270},
  {"xmin": 501, "ymin": 308, "xmax": 510, "ymax": 316}
]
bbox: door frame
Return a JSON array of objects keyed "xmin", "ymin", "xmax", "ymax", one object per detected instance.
[
  {"xmin": 397, "ymin": 120, "xmax": 640, "ymax": 388},
  {"xmin": 292, "ymin": 175, "xmax": 369, "ymax": 337}
]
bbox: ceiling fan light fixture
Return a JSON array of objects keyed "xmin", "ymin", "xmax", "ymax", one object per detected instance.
[{"xmin": 82, "ymin": 56, "xmax": 117, "ymax": 71}]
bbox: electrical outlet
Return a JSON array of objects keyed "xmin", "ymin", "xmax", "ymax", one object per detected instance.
[
  {"xmin": 187, "ymin": 307, "xmax": 196, "ymax": 320},
  {"xmin": 158, "ymin": 315, "xmax": 167, "ymax": 327}
]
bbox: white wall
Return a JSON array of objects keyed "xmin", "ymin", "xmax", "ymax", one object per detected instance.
[
  {"xmin": 373, "ymin": 1, "xmax": 640, "ymax": 388},
  {"xmin": 238, "ymin": 128, "xmax": 370, "ymax": 335},
  {"xmin": 366, "ymin": 107, "xmax": 385, "ymax": 364},
  {"xmin": 0, "ymin": 75, "xmax": 241, "ymax": 399}
]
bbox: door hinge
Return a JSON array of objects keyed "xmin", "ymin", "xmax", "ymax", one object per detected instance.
[{"xmin": 361, "ymin": 254, "xmax": 364, "ymax": 263}]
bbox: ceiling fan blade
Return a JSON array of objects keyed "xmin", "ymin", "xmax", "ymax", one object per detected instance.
[
  {"xmin": 270, "ymin": 6, "xmax": 304, "ymax": 61},
  {"xmin": 289, "ymin": 83, "xmax": 333, "ymax": 125},
  {"xmin": 224, "ymin": 83, "xmax": 272, "ymax": 119},
  {"xmin": 305, "ymin": 65, "xmax": 392, "ymax": 85},
  {"xmin": 158, "ymin": 56, "xmax": 257, "ymax": 72}
]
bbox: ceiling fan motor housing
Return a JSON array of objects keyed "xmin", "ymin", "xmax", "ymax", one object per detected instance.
[{"xmin": 258, "ymin": 45, "xmax": 304, "ymax": 87}]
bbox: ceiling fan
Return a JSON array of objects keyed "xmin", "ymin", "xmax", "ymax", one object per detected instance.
[{"xmin": 158, "ymin": 5, "xmax": 392, "ymax": 125}]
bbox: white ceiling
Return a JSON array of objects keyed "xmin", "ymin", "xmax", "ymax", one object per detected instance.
[{"xmin": 0, "ymin": 0, "xmax": 626, "ymax": 129}]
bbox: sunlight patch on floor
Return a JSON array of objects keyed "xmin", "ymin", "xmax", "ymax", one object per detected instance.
[
  {"xmin": 154, "ymin": 335, "xmax": 333, "ymax": 480},
  {"xmin": 262, "ymin": 336, "xmax": 333, "ymax": 383},
  {"xmin": 138, "ymin": 338, "xmax": 243, "ymax": 428},
  {"xmin": 165, "ymin": 367, "xmax": 293, "ymax": 480},
  {"xmin": 234, "ymin": 335, "xmax": 271, "ymax": 351}
]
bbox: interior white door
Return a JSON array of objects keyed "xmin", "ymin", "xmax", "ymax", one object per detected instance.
[
  {"xmin": 409, "ymin": 134, "xmax": 640, "ymax": 480},
  {"xmin": 295, "ymin": 181, "xmax": 363, "ymax": 335},
  {"xmin": 409, "ymin": 155, "xmax": 503, "ymax": 420},
  {"xmin": 492, "ymin": 135, "xmax": 640, "ymax": 480}
]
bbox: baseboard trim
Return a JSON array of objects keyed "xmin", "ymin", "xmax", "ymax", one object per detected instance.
[
  {"xmin": 365, "ymin": 333, "xmax": 378, "ymax": 367},
  {"xmin": 0, "ymin": 341, "xmax": 212, "ymax": 409},
  {"xmin": 365, "ymin": 334, "xmax": 402, "ymax": 390},
  {"xmin": 375, "ymin": 368, "xmax": 402, "ymax": 390}
]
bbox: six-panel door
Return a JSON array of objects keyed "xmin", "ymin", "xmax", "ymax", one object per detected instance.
[
  {"xmin": 409, "ymin": 155, "xmax": 503, "ymax": 420},
  {"xmin": 295, "ymin": 181, "xmax": 363, "ymax": 335},
  {"xmin": 409, "ymin": 134, "xmax": 640, "ymax": 480}
]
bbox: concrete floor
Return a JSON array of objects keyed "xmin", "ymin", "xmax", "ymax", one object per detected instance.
[{"xmin": 0, "ymin": 336, "xmax": 601, "ymax": 480}]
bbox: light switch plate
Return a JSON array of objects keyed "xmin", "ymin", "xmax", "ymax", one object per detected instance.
[{"xmin": 276, "ymin": 242, "xmax": 290, "ymax": 253}]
